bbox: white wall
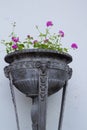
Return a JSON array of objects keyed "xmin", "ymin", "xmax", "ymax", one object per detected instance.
[{"xmin": 0, "ymin": 0, "xmax": 87, "ymax": 130}]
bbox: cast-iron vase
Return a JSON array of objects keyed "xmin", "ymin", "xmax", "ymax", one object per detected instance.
[{"xmin": 4, "ymin": 49, "xmax": 72, "ymax": 130}]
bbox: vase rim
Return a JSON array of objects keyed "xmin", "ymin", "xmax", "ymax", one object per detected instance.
[{"xmin": 4, "ymin": 49, "xmax": 73, "ymax": 64}]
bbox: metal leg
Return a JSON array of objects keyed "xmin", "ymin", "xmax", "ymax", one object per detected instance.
[
  {"xmin": 58, "ymin": 82, "xmax": 67, "ymax": 130},
  {"xmin": 9, "ymin": 73, "xmax": 20, "ymax": 130}
]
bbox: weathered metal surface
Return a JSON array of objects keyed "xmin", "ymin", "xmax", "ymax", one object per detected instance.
[
  {"xmin": 4, "ymin": 49, "xmax": 72, "ymax": 130},
  {"xmin": 4, "ymin": 49, "xmax": 72, "ymax": 96}
]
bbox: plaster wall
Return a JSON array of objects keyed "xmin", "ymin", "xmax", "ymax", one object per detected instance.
[{"xmin": 0, "ymin": 0, "xmax": 87, "ymax": 130}]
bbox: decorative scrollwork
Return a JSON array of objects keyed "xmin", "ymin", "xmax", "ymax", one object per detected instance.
[
  {"xmin": 68, "ymin": 67, "xmax": 72, "ymax": 79},
  {"xmin": 4, "ymin": 66, "xmax": 11, "ymax": 78},
  {"xmin": 35, "ymin": 61, "xmax": 50, "ymax": 101},
  {"xmin": 39, "ymin": 75, "xmax": 47, "ymax": 101}
]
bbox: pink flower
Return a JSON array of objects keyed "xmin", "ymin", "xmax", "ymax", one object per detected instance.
[
  {"xmin": 59, "ymin": 30, "xmax": 64, "ymax": 37},
  {"xmin": 46, "ymin": 21, "xmax": 53, "ymax": 27},
  {"xmin": 71, "ymin": 43, "xmax": 78, "ymax": 49},
  {"xmin": 33, "ymin": 40, "xmax": 38, "ymax": 44},
  {"xmin": 12, "ymin": 37, "xmax": 19, "ymax": 43},
  {"xmin": 12, "ymin": 44, "xmax": 18, "ymax": 49}
]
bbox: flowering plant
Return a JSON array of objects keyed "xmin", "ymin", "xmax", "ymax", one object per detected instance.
[{"xmin": 1, "ymin": 21, "xmax": 78, "ymax": 54}]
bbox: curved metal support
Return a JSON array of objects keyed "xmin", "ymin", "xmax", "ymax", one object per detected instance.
[
  {"xmin": 58, "ymin": 82, "xmax": 67, "ymax": 130},
  {"xmin": 9, "ymin": 73, "xmax": 20, "ymax": 130},
  {"xmin": 31, "ymin": 97, "xmax": 38, "ymax": 130},
  {"xmin": 38, "ymin": 69, "xmax": 48, "ymax": 130}
]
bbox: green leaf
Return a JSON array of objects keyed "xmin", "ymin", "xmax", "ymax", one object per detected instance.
[
  {"xmin": 18, "ymin": 44, "xmax": 24, "ymax": 50},
  {"xmin": 9, "ymin": 42, "xmax": 13, "ymax": 46},
  {"xmin": 64, "ymin": 48, "xmax": 68, "ymax": 52},
  {"xmin": 39, "ymin": 33, "xmax": 46, "ymax": 37},
  {"xmin": 28, "ymin": 42, "xmax": 32, "ymax": 44}
]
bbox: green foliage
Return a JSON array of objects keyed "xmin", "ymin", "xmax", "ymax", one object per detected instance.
[{"xmin": 1, "ymin": 22, "xmax": 69, "ymax": 54}]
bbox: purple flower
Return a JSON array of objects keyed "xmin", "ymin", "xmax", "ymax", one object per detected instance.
[
  {"xmin": 44, "ymin": 39, "xmax": 49, "ymax": 43},
  {"xmin": 33, "ymin": 40, "xmax": 38, "ymax": 44},
  {"xmin": 71, "ymin": 43, "xmax": 78, "ymax": 49},
  {"xmin": 12, "ymin": 43, "xmax": 18, "ymax": 49},
  {"xmin": 46, "ymin": 21, "xmax": 53, "ymax": 27},
  {"xmin": 59, "ymin": 30, "xmax": 64, "ymax": 37},
  {"xmin": 12, "ymin": 37, "xmax": 19, "ymax": 43}
]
